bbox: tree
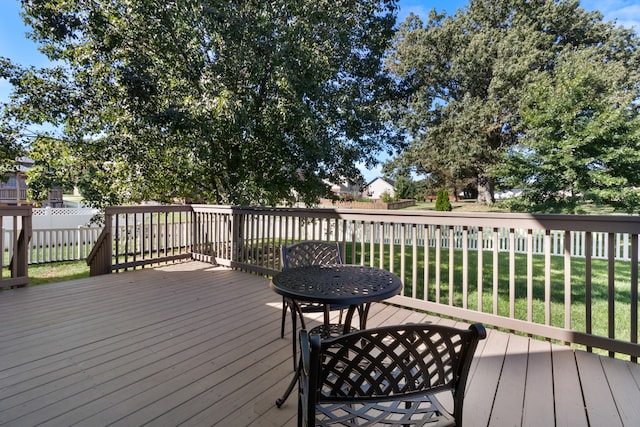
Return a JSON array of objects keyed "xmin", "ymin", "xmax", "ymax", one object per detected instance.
[
  {"xmin": 0, "ymin": 59, "xmax": 26, "ymax": 178},
  {"xmin": 393, "ymin": 175, "xmax": 416, "ymax": 200},
  {"xmin": 498, "ymin": 48, "xmax": 640, "ymax": 213},
  {"xmin": 0, "ymin": 122, "xmax": 24, "ymax": 179},
  {"xmin": 435, "ymin": 189, "xmax": 451, "ymax": 211},
  {"xmin": 386, "ymin": 0, "xmax": 639, "ymax": 205},
  {"xmin": 1, "ymin": 0, "xmax": 402, "ymax": 208}
]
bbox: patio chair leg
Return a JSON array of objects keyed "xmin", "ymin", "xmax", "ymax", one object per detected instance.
[
  {"xmin": 276, "ymin": 357, "xmax": 302, "ymax": 408},
  {"xmin": 291, "ymin": 305, "xmax": 298, "ymax": 370},
  {"xmin": 281, "ymin": 298, "xmax": 287, "ymax": 338}
]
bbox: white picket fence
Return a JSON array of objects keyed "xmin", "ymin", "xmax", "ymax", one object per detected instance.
[
  {"xmin": 1, "ymin": 222, "xmax": 636, "ymax": 266},
  {"xmin": 383, "ymin": 224, "xmax": 635, "ymax": 261},
  {"xmin": 2, "ymin": 227, "xmax": 103, "ymax": 264}
]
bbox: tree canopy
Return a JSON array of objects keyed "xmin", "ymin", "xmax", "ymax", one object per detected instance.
[
  {"xmin": 1, "ymin": 0, "xmax": 403, "ymax": 208},
  {"xmin": 499, "ymin": 48, "xmax": 640, "ymax": 213},
  {"xmin": 0, "ymin": 59, "xmax": 25, "ymax": 177},
  {"xmin": 386, "ymin": 0, "xmax": 640, "ymax": 209}
]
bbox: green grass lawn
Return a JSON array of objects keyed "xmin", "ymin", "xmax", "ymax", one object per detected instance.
[
  {"xmin": 2, "ymin": 260, "xmax": 89, "ymax": 286},
  {"xmin": 407, "ymin": 199, "xmax": 622, "ymax": 214},
  {"xmin": 345, "ymin": 242, "xmax": 634, "ymax": 344}
]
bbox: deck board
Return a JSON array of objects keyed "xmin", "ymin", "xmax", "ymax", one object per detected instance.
[
  {"xmin": 552, "ymin": 344, "xmax": 589, "ymax": 427},
  {"xmin": 522, "ymin": 337, "xmax": 554, "ymax": 427},
  {"xmin": 576, "ymin": 350, "xmax": 624, "ymax": 427},
  {"xmin": 600, "ymin": 356, "xmax": 640, "ymax": 425},
  {"xmin": 488, "ymin": 333, "xmax": 529, "ymax": 426},
  {"xmin": 0, "ymin": 261, "xmax": 638, "ymax": 426}
]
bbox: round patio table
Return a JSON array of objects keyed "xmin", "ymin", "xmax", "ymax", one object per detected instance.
[
  {"xmin": 270, "ymin": 264, "xmax": 402, "ymax": 335},
  {"xmin": 271, "ymin": 264, "xmax": 402, "ymax": 406}
]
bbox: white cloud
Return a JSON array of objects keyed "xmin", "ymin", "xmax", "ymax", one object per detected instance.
[
  {"xmin": 612, "ymin": 5, "xmax": 640, "ymax": 30},
  {"xmin": 397, "ymin": 5, "xmax": 428, "ymax": 22},
  {"xmin": 581, "ymin": 0, "xmax": 640, "ymax": 30}
]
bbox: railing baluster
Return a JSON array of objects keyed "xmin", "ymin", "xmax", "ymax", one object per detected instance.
[
  {"xmin": 448, "ymin": 226, "xmax": 454, "ymax": 306},
  {"xmin": 436, "ymin": 225, "xmax": 441, "ymax": 304},
  {"xmin": 527, "ymin": 229, "xmax": 533, "ymax": 323},
  {"xmin": 509, "ymin": 228, "xmax": 515, "ymax": 319},
  {"xmin": 389, "ymin": 223, "xmax": 395, "ymax": 274},
  {"xmin": 477, "ymin": 227, "xmax": 483, "ymax": 312},
  {"xmin": 462, "ymin": 226, "xmax": 468, "ymax": 310},
  {"xmin": 412, "ymin": 224, "xmax": 418, "ymax": 300},
  {"xmin": 608, "ymin": 232, "xmax": 616, "ymax": 358},
  {"xmin": 493, "ymin": 228, "xmax": 499, "ymax": 315},
  {"xmin": 631, "ymin": 234, "xmax": 638, "ymax": 363},
  {"xmin": 564, "ymin": 230, "xmax": 572, "ymax": 335}
]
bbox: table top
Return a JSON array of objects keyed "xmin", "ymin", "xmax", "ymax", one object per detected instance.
[{"xmin": 270, "ymin": 264, "xmax": 402, "ymax": 306}]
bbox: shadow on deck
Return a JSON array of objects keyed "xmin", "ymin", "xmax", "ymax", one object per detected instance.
[{"xmin": 0, "ymin": 261, "xmax": 638, "ymax": 426}]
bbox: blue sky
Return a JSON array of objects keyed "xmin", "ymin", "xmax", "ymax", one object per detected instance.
[{"xmin": 1, "ymin": 0, "xmax": 639, "ymax": 182}]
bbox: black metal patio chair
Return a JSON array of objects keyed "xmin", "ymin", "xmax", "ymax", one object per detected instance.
[
  {"xmin": 298, "ymin": 322, "xmax": 486, "ymax": 426},
  {"xmin": 280, "ymin": 241, "xmax": 348, "ymax": 369}
]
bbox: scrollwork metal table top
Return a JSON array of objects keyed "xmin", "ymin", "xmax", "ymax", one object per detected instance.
[{"xmin": 270, "ymin": 264, "xmax": 402, "ymax": 306}]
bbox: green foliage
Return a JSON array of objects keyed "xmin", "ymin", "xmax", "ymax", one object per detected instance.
[
  {"xmin": 435, "ymin": 189, "xmax": 451, "ymax": 211},
  {"xmin": 380, "ymin": 190, "xmax": 393, "ymax": 203},
  {"xmin": 2, "ymin": 0, "xmax": 403, "ymax": 208},
  {"xmin": 387, "ymin": 0, "xmax": 640, "ymax": 207},
  {"xmin": 499, "ymin": 48, "xmax": 640, "ymax": 213},
  {"xmin": 0, "ymin": 124, "xmax": 24, "ymax": 178},
  {"xmin": 393, "ymin": 175, "xmax": 416, "ymax": 200},
  {"xmin": 0, "ymin": 57, "xmax": 25, "ymax": 176}
]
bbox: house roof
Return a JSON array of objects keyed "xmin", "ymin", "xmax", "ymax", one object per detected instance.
[{"xmin": 365, "ymin": 177, "xmax": 395, "ymax": 187}]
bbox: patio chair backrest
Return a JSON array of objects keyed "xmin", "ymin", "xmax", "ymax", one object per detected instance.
[
  {"xmin": 299, "ymin": 322, "xmax": 486, "ymax": 426},
  {"xmin": 280, "ymin": 241, "xmax": 342, "ymax": 270}
]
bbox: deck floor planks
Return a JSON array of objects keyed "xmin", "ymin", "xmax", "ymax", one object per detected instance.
[
  {"xmin": 0, "ymin": 261, "xmax": 638, "ymax": 426},
  {"xmin": 2, "ymin": 270, "xmax": 281, "ymax": 426},
  {"xmin": 0, "ymin": 268, "xmax": 245, "ymax": 363},
  {"xmin": 0, "ymin": 282, "xmax": 269, "ymax": 401},
  {"xmin": 487, "ymin": 332, "xmax": 530, "ymax": 426},
  {"xmin": 599, "ymin": 355, "xmax": 640, "ymax": 425},
  {"xmin": 522, "ymin": 337, "xmax": 554, "ymax": 427},
  {"xmin": 39, "ymin": 307, "xmax": 286, "ymax": 426},
  {"xmin": 575, "ymin": 350, "xmax": 623, "ymax": 427},
  {"xmin": 0, "ymin": 266, "xmax": 206, "ymax": 336},
  {"xmin": 630, "ymin": 360, "xmax": 640, "ymax": 389},
  {"xmin": 463, "ymin": 328, "xmax": 509, "ymax": 427},
  {"xmin": 74, "ymin": 272, "xmax": 284, "ymax": 426},
  {"xmin": 551, "ymin": 344, "xmax": 589, "ymax": 427},
  {"xmin": 0, "ymin": 272, "xmax": 273, "ymax": 395}
]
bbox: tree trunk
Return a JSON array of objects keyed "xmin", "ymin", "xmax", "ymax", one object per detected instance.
[{"xmin": 476, "ymin": 175, "xmax": 495, "ymax": 204}]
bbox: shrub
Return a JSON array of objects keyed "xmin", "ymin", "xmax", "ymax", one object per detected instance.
[{"xmin": 435, "ymin": 190, "xmax": 452, "ymax": 211}]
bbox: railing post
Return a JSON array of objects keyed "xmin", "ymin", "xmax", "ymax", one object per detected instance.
[
  {"xmin": 14, "ymin": 212, "xmax": 31, "ymax": 280},
  {"xmin": 103, "ymin": 212, "xmax": 113, "ymax": 274},
  {"xmin": 3, "ymin": 207, "xmax": 32, "ymax": 288},
  {"xmin": 231, "ymin": 210, "xmax": 245, "ymax": 263}
]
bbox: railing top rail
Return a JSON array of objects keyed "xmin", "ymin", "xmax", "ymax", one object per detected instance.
[
  {"xmin": 201, "ymin": 205, "xmax": 640, "ymax": 234},
  {"xmin": 0, "ymin": 206, "xmax": 32, "ymax": 216},
  {"xmin": 191, "ymin": 204, "xmax": 235, "ymax": 214},
  {"xmin": 105, "ymin": 205, "xmax": 192, "ymax": 215}
]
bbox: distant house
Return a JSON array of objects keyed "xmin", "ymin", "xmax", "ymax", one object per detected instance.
[
  {"xmin": 364, "ymin": 177, "xmax": 395, "ymax": 200},
  {"xmin": 0, "ymin": 158, "xmax": 63, "ymax": 207},
  {"xmin": 325, "ymin": 179, "xmax": 362, "ymax": 200}
]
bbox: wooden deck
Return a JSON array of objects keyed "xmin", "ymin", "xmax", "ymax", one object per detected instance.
[{"xmin": 0, "ymin": 261, "xmax": 639, "ymax": 427}]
